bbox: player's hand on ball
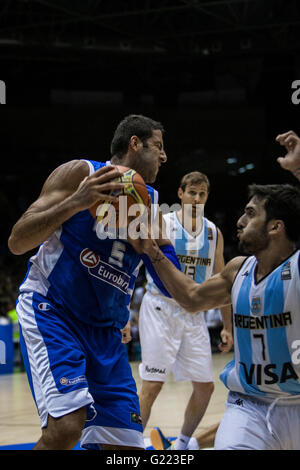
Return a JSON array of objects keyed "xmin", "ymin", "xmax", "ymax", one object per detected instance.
[
  {"xmin": 73, "ymin": 165, "xmax": 124, "ymax": 212},
  {"xmin": 127, "ymin": 195, "xmax": 154, "ymax": 254},
  {"xmin": 276, "ymin": 131, "xmax": 300, "ymax": 175}
]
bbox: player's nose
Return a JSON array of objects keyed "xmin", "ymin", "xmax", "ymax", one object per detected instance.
[
  {"xmin": 237, "ymin": 214, "xmax": 246, "ymax": 228},
  {"xmin": 159, "ymin": 150, "xmax": 167, "ymax": 163}
]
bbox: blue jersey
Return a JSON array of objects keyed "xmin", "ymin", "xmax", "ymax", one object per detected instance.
[
  {"xmin": 146, "ymin": 211, "xmax": 217, "ymax": 295},
  {"xmin": 19, "ymin": 159, "xmax": 159, "ymax": 328},
  {"xmin": 220, "ymin": 250, "xmax": 300, "ymax": 397}
]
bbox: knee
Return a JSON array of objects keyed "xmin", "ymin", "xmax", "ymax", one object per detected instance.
[
  {"xmin": 140, "ymin": 381, "xmax": 164, "ymax": 402},
  {"xmin": 43, "ymin": 408, "xmax": 86, "ymax": 449},
  {"xmin": 193, "ymin": 381, "xmax": 215, "ymax": 398},
  {"xmin": 207, "ymin": 382, "xmax": 215, "ymax": 396}
]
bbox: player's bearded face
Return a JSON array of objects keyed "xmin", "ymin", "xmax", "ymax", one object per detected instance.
[
  {"xmin": 237, "ymin": 197, "xmax": 270, "ymax": 255},
  {"xmin": 238, "ymin": 223, "xmax": 269, "ymax": 255}
]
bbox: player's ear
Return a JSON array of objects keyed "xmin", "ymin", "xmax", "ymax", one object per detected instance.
[
  {"xmin": 178, "ymin": 187, "xmax": 183, "ymax": 200},
  {"xmin": 129, "ymin": 135, "xmax": 143, "ymax": 152},
  {"xmin": 268, "ymin": 219, "xmax": 285, "ymax": 235}
]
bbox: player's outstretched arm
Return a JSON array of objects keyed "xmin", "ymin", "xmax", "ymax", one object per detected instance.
[
  {"xmin": 276, "ymin": 130, "xmax": 300, "ymax": 181},
  {"xmin": 8, "ymin": 161, "xmax": 123, "ymax": 255},
  {"xmin": 213, "ymin": 228, "xmax": 233, "ymax": 353},
  {"xmin": 140, "ymin": 239, "xmax": 245, "ymax": 313}
]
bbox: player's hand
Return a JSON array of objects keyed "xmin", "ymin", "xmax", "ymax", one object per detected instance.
[
  {"xmin": 276, "ymin": 131, "xmax": 300, "ymax": 178},
  {"xmin": 218, "ymin": 328, "xmax": 233, "ymax": 354},
  {"xmin": 127, "ymin": 195, "xmax": 155, "ymax": 254},
  {"xmin": 72, "ymin": 165, "xmax": 124, "ymax": 212},
  {"xmin": 121, "ymin": 321, "xmax": 132, "ymax": 344}
]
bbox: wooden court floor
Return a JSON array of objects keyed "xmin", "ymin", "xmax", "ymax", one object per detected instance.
[{"xmin": 0, "ymin": 351, "xmax": 233, "ymax": 446}]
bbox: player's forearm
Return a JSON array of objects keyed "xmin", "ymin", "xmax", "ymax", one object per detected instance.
[
  {"xmin": 8, "ymin": 196, "xmax": 79, "ymax": 255},
  {"xmin": 220, "ymin": 304, "xmax": 232, "ymax": 331},
  {"xmin": 142, "ymin": 241, "xmax": 206, "ymax": 312}
]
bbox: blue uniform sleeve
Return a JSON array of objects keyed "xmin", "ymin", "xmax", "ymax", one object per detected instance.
[{"xmin": 141, "ymin": 244, "xmax": 181, "ymax": 298}]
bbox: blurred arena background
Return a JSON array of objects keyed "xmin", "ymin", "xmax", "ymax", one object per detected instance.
[{"xmin": 0, "ymin": 0, "xmax": 300, "ymax": 447}]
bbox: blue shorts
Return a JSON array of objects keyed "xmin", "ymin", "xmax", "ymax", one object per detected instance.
[{"xmin": 17, "ymin": 291, "xmax": 144, "ymax": 449}]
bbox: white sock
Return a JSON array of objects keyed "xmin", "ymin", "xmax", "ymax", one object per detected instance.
[{"xmin": 173, "ymin": 433, "xmax": 191, "ymax": 450}]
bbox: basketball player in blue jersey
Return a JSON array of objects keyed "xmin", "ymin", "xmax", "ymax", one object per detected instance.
[
  {"xmin": 138, "ymin": 171, "xmax": 233, "ymax": 451},
  {"xmin": 131, "ymin": 130, "xmax": 300, "ymax": 450},
  {"xmin": 7, "ymin": 114, "xmax": 182, "ymax": 451}
]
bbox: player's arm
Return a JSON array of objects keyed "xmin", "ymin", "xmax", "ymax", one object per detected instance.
[
  {"xmin": 213, "ymin": 228, "xmax": 233, "ymax": 353},
  {"xmin": 140, "ymin": 238, "xmax": 245, "ymax": 313},
  {"xmin": 139, "ymin": 209, "xmax": 181, "ymax": 297},
  {"xmin": 8, "ymin": 161, "xmax": 123, "ymax": 255},
  {"xmin": 276, "ymin": 130, "xmax": 300, "ymax": 181}
]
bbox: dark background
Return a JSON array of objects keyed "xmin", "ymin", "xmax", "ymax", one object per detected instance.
[{"xmin": 1, "ymin": 0, "xmax": 300, "ymax": 308}]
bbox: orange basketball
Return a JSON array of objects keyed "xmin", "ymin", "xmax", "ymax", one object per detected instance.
[{"xmin": 89, "ymin": 166, "xmax": 149, "ymax": 229}]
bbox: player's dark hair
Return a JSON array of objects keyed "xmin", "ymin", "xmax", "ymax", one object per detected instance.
[
  {"xmin": 248, "ymin": 183, "xmax": 300, "ymax": 243},
  {"xmin": 179, "ymin": 171, "xmax": 210, "ymax": 192},
  {"xmin": 110, "ymin": 114, "xmax": 164, "ymax": 157}
]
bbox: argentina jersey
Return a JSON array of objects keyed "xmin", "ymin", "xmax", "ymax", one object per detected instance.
[
  {"xmin": 220, "ymin": 250, "xmax": 300, "ymax": 397},
  {"xmin": 19, "ymin": 159, "xmax": 159, "ymax": 329},
  {"xmin": 146, "ymin": 211, "xmax": 217, "ymax": 296}
]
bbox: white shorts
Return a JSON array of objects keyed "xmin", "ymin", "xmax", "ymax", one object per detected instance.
[
  {"xmin": 215, "ymin": 391, "xmax": 300, "ymax": 450},
  {"xmin": 138, "ymin": 291, "xmax": 213, "ymax": 383}
]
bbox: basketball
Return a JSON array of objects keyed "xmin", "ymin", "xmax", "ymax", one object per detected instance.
[{"xmin": 89, "ymin": 165, "xmax": 149, "ymax": 229}]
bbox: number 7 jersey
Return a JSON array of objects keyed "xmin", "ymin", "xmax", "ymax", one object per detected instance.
[{"xmin": 220, "ymin": 250, "xmax": 300, "ymax": 397}]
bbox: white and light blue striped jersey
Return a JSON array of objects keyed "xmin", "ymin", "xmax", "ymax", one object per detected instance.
[
  {"xmin": 19, "ymin": 159, "xmax": 158, "ymax": 329},
  {"xmin": 220, "ymin": 250, "xmax": 300, "ymax": 397},
  {"xmin": 146, "ymin": 211, "xmax": 218, "ymax": 296}
]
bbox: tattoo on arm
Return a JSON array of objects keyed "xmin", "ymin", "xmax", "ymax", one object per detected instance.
[{"xmin": 149, "ymin": 252, "xmax": 165, "ymax": 264}]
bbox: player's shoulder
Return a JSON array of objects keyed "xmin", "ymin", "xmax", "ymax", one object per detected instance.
[
  {"xmin": 203, "ymin": 217, "xmax": 220, "ymax": 242},
  {"xmin": 51, "ymin": 158, "xmax": 99, "ymax": 177},
  {"xmin": 44, "ymin": 159, "xmax": 88, "ymax": 185},
  {"xmin": 42, "ymin": 159, "xmax": 105, "ymax": 194},
  {"xmin": 203, "ymin": 216, "xmax": 218, "ymax": 232},
  {"xmin": 222, "ymin": 256, "xmax": 248, "ymax": 284}
]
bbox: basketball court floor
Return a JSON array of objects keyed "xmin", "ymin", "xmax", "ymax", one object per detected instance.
[{"xmin": 0, "ymin": 351, "xmax": 233, "ymax": 450}]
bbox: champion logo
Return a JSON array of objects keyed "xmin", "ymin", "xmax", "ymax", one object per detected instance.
[{"xmin": 38, "ymin": 303, "xmax": 51, "ymax": 311}]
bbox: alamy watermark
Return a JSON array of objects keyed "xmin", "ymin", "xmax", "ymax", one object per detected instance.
[
  {"xmin": 92, "ymin": 198, "xmax": 205, "ymax": 240},
  {"xmin": 0, "ymin": 80, "xmax": 6, "ymax": 104}
]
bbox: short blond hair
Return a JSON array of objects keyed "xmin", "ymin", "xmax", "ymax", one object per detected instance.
[{"xmin": 179, "ymin": 171, "xmax": 210, "ymax": 192}]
